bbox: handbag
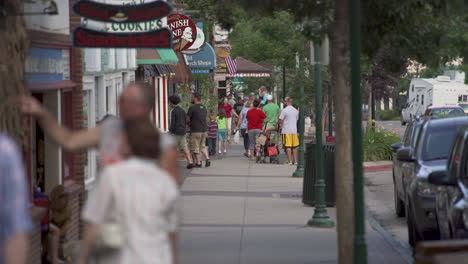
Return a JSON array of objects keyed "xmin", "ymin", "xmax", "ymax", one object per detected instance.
[
  {"xmin": 233, "ymin": 130, "xmax": 240, "ymax": 144},
  {"xmin": 267, "ymin": 145, "xmax": 279, "ymax": 156},
  {"xmin": 256, "ymin": 134, "xmax": 267, "ymax": 145}
]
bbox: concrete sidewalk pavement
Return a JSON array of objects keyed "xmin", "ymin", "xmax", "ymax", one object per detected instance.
[{"xmin": 178, "ymin": 145, "xmax": 408, "ymax": 264}]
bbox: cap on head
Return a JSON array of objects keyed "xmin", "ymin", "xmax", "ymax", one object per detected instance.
[{"xmin": 267, "ymin": 95, "xmax": 273, "ymax": 101}]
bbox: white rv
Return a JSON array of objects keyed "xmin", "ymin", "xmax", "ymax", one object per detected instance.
[{"xmin": 401, "ymin": 74, "xmax": 468, "ymax": 125}]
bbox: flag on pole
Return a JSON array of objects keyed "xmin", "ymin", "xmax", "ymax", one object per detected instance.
[{"xmin": 225, "ymin": 56, "xmax": 237, "ymax": 75}]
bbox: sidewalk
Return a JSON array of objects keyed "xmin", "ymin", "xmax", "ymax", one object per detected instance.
[{"xmin": 178, "ymin": 145, "xmax": 408, "ymax": 264}]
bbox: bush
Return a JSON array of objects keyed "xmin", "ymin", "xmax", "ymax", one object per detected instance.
[
  {"xmin": 363, "ymin": 127, "xmax": 401, "ymax": 161},
  {"xmin": 377, "ymin": 109, "xmax": 399, "ymax": 121}
]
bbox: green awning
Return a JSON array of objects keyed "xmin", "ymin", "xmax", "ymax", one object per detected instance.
[{"xmin": 137, "ymin": 49, "xmax": 179, "ymax": 65}]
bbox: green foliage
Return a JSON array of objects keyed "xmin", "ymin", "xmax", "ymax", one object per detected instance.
[
  {"xmin": 377, "ymin": 109, "xmax": 399, "ymax": 121},
  {"xmin": 363, "ymin": 126, "xmax": 401, "ymax": 161}
]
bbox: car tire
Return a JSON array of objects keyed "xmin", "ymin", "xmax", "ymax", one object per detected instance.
[
  {"xmin": 394, "ymin": 176, "xmax": 405, "ymax": 217},
  {"xmin": 406, "ymin": 202, "xmax": 422, "ymax": 249}
]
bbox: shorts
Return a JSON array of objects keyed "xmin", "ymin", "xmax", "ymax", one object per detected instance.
[
  {"xmin": 218, "ymin": 129, "xmax": 227, "ymax": 141},
  {"xmin": 282, "ymin": 134, "xmax": 299, "ymax": 148},
  {"xmin": 248, "ymin": 129, "xmax": 262, "ymax": 150},
  {"xmin": 175, "ymin": 135, "xmax": 188, "ymax": 151},
  {"xmin": 190, "ymin": 132, "xmax": 207, "ymax": 153}
]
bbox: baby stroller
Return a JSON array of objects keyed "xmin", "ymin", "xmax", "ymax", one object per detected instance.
[{"xmin": 255, "ymin": 127, "xmax": 280, "ymax": 164}]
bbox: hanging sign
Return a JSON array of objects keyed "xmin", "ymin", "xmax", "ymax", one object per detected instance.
[
  {"xmin": 73, "ymin": 0, "xmax": 172, "ymax": 23},
  {"xmin": 191, "ymin": 69, "xmax": 212, "ymax": 74},
  {"xmin": 184, "ymin": 43, "xmax": 216, "ymax": 68},
  {"xmin": 73, "ymin": 27, "xmax": 172, "ymax": 48},
  {"xmin": 181, "ymin": 27, "xmax": 205, "ymax": 54},
  {"xmin": 167, "ymin": 13, "xmax": 197, "ymax": 52}
]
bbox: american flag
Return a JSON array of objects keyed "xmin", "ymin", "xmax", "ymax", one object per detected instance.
[{"xmin": 225, "ymin": 56, "xmax": 237, "ymax": 74}]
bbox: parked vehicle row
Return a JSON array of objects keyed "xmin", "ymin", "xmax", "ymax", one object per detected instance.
[{"xmin": 392, "ymin": 115, "xmax": 468, "ymax": 247}]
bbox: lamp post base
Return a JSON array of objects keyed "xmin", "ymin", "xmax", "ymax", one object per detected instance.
[
  {"xmin": 307, "ymin": 210, "xmax": 335, "ymax": 227},
  {"xmin": 292, "ymin": 166, "xmax": 304, "ymax": 177}
]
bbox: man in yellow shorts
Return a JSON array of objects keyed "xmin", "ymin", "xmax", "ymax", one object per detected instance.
[{"xmin": 279, "ymin": 97, "xmax": 299, "ymax": 165}]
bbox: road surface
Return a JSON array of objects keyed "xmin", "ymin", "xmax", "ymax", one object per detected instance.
[{"xmin": 365, "ymin": 170, "xmax": 412, "ymax": 258}]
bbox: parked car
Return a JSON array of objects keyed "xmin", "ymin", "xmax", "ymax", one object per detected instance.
[
  {"xmin": 459, "ymin": 104, "xmax": 468, "ymax": 114},
  {"xmin": 428, "ymin": 127, "xmax": 468, "ymax": 239},
  {"xmin": 424, "ymin": 105, "xmax": 464, "ymax": 117},
  {"xmin": 396, "ymin": 115, "xmax": 468, "ymax": 247},
  {"xmin": 392, "ymin": 118, "xmax": 425, "ymax": 217}
]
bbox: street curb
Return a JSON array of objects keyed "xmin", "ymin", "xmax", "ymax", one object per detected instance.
[
  {"xmin": 364, "ymin": 164, "xmax": 393, "ymax": 173},
  {"xmin": 365, "ymin": 208, "xmax": 413, "ymax": 264}
]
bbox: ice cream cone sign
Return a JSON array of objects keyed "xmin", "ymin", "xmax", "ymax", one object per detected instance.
[{"xmin": 179, "ymin": 27, "xmax": 193, "ymax": 51}]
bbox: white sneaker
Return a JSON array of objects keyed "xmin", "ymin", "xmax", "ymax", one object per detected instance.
[
  {"xmin": 224, "ymin": 149, "xmax": 227, "ymax": 153},
  {"xmin": 218, "ymin": 150, "xmax": 222, "ymax": 154}
]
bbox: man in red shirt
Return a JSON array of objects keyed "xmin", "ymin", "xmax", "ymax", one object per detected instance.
[
  {"xmin": 246, "ymin": 99, "xmax": 266, "ymax": 159},
  {"xmin": 219, "ymin": 97, "xmax": 239, "ymax": 142}
]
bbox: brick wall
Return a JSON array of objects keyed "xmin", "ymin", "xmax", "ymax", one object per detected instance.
[
  {"xmin": 28, "ymin": 207, "xmax": 46, "ymax": 264},
  {"xmin": 68, "ymin": 0, "xmax": 85, "ymax": 240}
]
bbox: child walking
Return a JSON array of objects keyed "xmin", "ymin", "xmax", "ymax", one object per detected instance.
[
  {"xmin": 207, "ymin": 112, "xmax": 218, "ymax": 156},
  {"xmin": 217, "ymin": 108, "xmax": 228, "ymax": 154}
]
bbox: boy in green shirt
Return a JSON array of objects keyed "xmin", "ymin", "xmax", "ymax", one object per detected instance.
[{"xmin": 262, "ymin": 95, "xmax": 281, "ymax": 144}]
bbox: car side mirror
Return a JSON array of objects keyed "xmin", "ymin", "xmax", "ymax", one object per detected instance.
[
  {"xmin": 427, "ymin": 171, "xmax": 456, "ymax": 186},
  {"xmin": 396, "ymin": 147, "xmax": 414, "ymax": 162},
  {"xmin": 391, "ymin": 142, "xmax": 403, "ymax": 152}
]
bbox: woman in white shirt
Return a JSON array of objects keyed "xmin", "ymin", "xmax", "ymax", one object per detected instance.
[{"xmin": 78, "ymin": 118, "xmax": 179, "ymax": 264}]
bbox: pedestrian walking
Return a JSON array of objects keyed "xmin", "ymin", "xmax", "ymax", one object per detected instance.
[
  {"xmin": 217, "ymin": 108, "xmax": 228, "ymax": 154},
  {"xmin": 227, "ymin": 94, "xmax": 236, "ymax": 107},
  {"xmin": 0, "ymin": 134, "xmax": 32, "ymax": 264},
  {"xmin": 237, "ymin": 100, "xmax": 252, "ymax": 157},
  {"xmin": 234, "ymin": 97, "xmax": 245, "ymax": 116},
  {"xmin": 246, "ymin": 99, "xmax": 266, "ymax": 160},
  {"xmin": 169, "ymin": 95, "xmax": 193, "ymax": 169},
  {"xmin": 279, "ymin": 97, "xmax": 299, "ymax": 165},
  {"xmin": 262, "ymin": 94, "xmax": 281, "ymax": 145},
  {"xmin": 19, "ymin": 82, "xmax": 179, "ymax": 182},
  {"xmin": 187, "ymin": 93, "xmax": 211, "ymax": 168},
  {"xmin": 207, "ymin": 112, "xmax": 218, "ymax": 156},
  {"xmin": 78, "ymin": 118, "xmax": 179, "ymax": 264},
  {"xmin": 259, "ymin": 86, "xmax": 270, "ymax": 106},
  {"xmin": 219, "ymin": 97, "xmax": 239, "ymax": 142},
  {"xmin": 249, "ymin": 92, "xmax": 257, "ymax": 101}
]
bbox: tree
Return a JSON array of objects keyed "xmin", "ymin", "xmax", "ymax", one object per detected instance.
[{"xmin": 0, "ymin": 1, "xmax": 29, "ymax": 150}]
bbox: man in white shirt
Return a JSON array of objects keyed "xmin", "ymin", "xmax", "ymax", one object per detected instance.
[{"xmin": 278, "ymin": 97, "xmax": 299, "ymax": 165}]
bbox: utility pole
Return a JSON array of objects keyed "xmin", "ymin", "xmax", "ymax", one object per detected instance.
[
  {"xmin": 293, "ymin": 54, "xmax": 305, "ymax": 177},
  {"xmin": 350, "ymin": 0, "xmax": 368, "ymax": 262},
  {"xmin": 307, "ymin": 40, "xmax": 334, "ymax": 227},
  {"xmin": 328, "ymin": 84, "xmax": 333, "ymax": 136},
  {"xmin": 282, "ymin": 64, "xmax": 286, "ymax": 100}
]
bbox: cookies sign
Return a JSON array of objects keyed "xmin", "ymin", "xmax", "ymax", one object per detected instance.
[{"xmin": 167, "ymin": 13, "xmax": 197, "ymax": 52}]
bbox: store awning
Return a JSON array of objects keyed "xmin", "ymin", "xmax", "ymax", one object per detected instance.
[
  {"xmin": 137, "ymin": 49, "xmax": 179, "ymax": 65},
  {"xmin": 226, "ymin": 56, "xmax": 272, "ymax": 78},
  {"xmin": 169, "ymin": 52, "xmax": 193, "ymax": 84}
]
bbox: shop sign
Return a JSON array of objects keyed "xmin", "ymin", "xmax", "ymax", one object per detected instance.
[
  {"xmin": 184, "ymin": 43, "xmax": 216, "ymax": 68},
  {"xmin": 191, "ymin": 69, "xmax": 212, "ymax": 74},
  {"xmin": 181, "ymin": 27, "xmax": 205, "ymax": 54},
  {"xmin": 73, "ymin": 0, "xmax": 172, "ymax": 48},
  {"xmin": 167, "ymin": 13, "xmax": 197, "ymax": 51},
  {"xmin": 73, "ymin": 0, "xmax": 171, "ymax": 23},
  {"xmin": 25, "ymin": 48, "xmax": 70, "ymax": 83},
  {"xmin": 73, "ymin": 27, "xmax": 172, "ymax": 48}
]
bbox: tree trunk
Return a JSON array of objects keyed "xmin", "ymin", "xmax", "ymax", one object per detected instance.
[
  {"xmin": 384, "ymin": 96, "xmax": 390, "ymax": 110},
  {"xmin": 0, "ymin": 1, "xmax": 29, "ymax": 150},
  {"xmin": 330, "ymin": 0, "xmax": 354, "ymax": 263}
]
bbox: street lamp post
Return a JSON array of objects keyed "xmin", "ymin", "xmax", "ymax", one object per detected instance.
[
  {"xmin": 292, "ymin": 82, "xmax": 305, "ymax": 178},
  {"xmin": 307, "ymin": 40, "xmax": 334, "ymax": 227},
  {"xmin": 351, "ymin": 0, "xmax": 368, "ymax": 262}
]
